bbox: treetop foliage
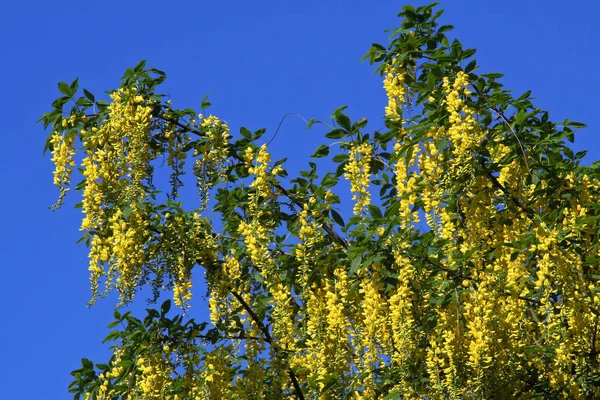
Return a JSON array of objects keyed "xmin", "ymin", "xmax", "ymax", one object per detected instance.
[{"xmin": 42, "ymin": 3, "xmax": 600, "ymax": 399}]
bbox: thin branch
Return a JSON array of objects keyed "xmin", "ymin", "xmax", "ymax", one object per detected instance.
[
  {"xmin": 490, "ymin": 108, "xmax": 531, "ymax": 176},
  {"xmin": 266, "ymin": 112, "xmax": 311, "ymax": 146},
  {"xmin": 230, "ymin": 290, "xmax": 272, "ymax": 343},
  {"xmin": 274, "ymin": 182, "xmax": 348, "ymax": 249},
  {"xmin": 469, "ymin": 86, "xmax": 531, "ymax": 177},
  {"xmin": 230, "ymin": 290, "xmax": 305, "ymax": 400},
  {"xmin": 195, "ymin": 333, "xmax": 262, "ymax": 342},
  {"xmin": 158, "ymin": 114, "xmax": 203, "ymax": 136},
  {"xmin": 477, "ymin": 156, "xmax": 535, "ymax": 218}
]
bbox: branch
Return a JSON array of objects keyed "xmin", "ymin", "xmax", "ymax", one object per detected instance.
[
  {"xmin": 410, "ymin": 253, "xmax": 454, "ymax": 274},
  {"xmin": 469, "ymin": 85, "xmax": 531, "ymax": 175},
  {"xmin": 230, "ymin": 290, "xmax": 305, "ymax": 400},
  {"xmin": 266, "ymin": 112, "xmax": 311, "ymax": 146},
  {"xmin": 195, "ymin": 333, "xmax": 262, "ymax": 342},
  {"xmin": 476, "ymin": 156, "xmax": 535, "ymax": 219},
  {"xmin": 274, "ymin": 183, "xmax": 348, "ymax": 250},
  {"xmin": 196, "ymin": 253, "xmax": 305, "ymax": 398},
  {"xmin": 490, "ymin": 108, "xmax": 531, "ymax": 176},
  {"xmin": 230, "ymin": 290, "xmax": 272, "ymax": 343},
  {"xmin": 158, "ymin": 113, "xmax": 203, "ymax": 136}
]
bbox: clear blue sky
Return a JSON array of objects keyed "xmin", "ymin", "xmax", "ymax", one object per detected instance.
[{"xmin": 1, "ymin": 1, "xmax": 598, "ymax": 398}]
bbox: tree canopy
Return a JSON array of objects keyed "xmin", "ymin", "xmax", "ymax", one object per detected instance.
[{"xmin": 43, "ymin": 3, "xmax": 600, "ymax": 399}]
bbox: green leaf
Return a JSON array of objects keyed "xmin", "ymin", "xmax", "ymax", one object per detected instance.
[
  {"xmin": 362, "ymin": 42, "xmax": 387, "ymax": 63},
  {"xmin": 331, "ymin": 209, "xmax": 345, "ymax": 227},
  {"xmin": 438, "ymin": 24, "xmax": 454, "ymax": 33},
  {"xmin": 252, "ymin": 128, "xmax": 266, "ymax": 140},
  {"xmin": 482, "ymin": 72, "xmax": 504, "ymax": 79},
  {"xmin": 122, "ymin": 205, "xmax": 132, "ymax": 219},
  {"xmin": 335, "ymin": 114, "xmax": 351, "ymax": 131},
  {"xmin": 563, "ymin": 147, "xmax": 574, "ymax": 159},
  {"xmin": 515, "ymin": 109, "xmax": 526, "ymax": 125},
  {"xmin": 363, "ymin": 255, "xmax": 385, "ymax": 268},
  {"xmin": 312, "ymin": 144, "xmax": 330, "ymax": 158},
  {"xmin": 531, "ymin": 170, "xmax": 540, "ymax": 185},
  {"xmin": 517, "ymin": 90, "xmax": 532, "ymax": 101},
  {"xmin": 240, "ymin": 127, "xmax": 252, "ymax": 139},
  {"xmin": 332, "ymin": 106, "xmax": 351, "ymax": 131},
  {"xmin": 70, "ymin": 78, "xmax": 79, "ymax": 94},
  {"xmin": 464, "ymin": 59, "xmax": 477, "ymax": 73},
  {"xmin": 201, "ymin": 94, "xmax": 212, "ymax": 109},
  {"xmin": 352, "ymin": 118, "xmax": 368, "ymax": 130},
  {"xmin": 325, "ymin": 129, "xmax": 346, "ymax": 139},
  {"xmin": 58, "ymin": 81, "xmax": 73, "ymax": 97},
  {"xmin": 350, "ymin": 255, "xmax": 362, "ymax": 275},
  {"xmin": 331, "ymin": 105, "xmax": 348, "ymax": 117},
  {"xmin": 107, "ymin": 321, "xmax": 120, "ymax": 329},
  {"xmin": 321, "ymin": 173, "xmax": 338, "ymax": 188},
  {"xmin": 133, "ymin": 60, "xmax": 147, "ymax": 73},
  {"xmin": 461, "ymin": 48, "xmax": 476, "ymax": 59},
  {"xmin": 368, "ymin": 204, "xmax": 383, "ymax": 219},
  {"xmin": 161, "ymin": 299, "xmax": 171, "ymax": 315},
  {"xmin": 332, "ymin": 153, "xmax": 349, "ymax": 163},
  {"xmin": 377, "ymin": 130, "xmax": 397, "ymax": 144},
  {"xmin": 567, "ymin": 121, "xmax": 587, "ymax": 128}
]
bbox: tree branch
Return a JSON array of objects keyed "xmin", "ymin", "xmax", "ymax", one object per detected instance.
[
  {"xmin": 476, "ymin": 156, "xmax": 535, "ymax": 219},
  {"xmin": 229, "ymin": 290, "xmax": 305, "ymax": 400}
]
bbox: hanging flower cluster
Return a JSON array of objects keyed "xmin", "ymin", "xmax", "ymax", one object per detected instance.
[{"xmin": 344, "ymin": 141, "xmax": 373, "ymax": 215}]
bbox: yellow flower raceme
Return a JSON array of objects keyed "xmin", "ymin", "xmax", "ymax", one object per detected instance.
[
  {"xmin": 194, "ymin": 115, "xmax": 231, "ymax": 209},
  {"xmin": 384, "ymin": 62, "xmax": 406, "ymax": 117},
  {"xmin": 50, "ymin": 130, "xmax": 76, "ymax": 208},
  {"xmin": 344, "ymin": 142, "xmax": 373, "ymax": 215}
]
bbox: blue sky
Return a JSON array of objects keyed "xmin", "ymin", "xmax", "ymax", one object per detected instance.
[{"xmin": 1, "ymin": 0, "xmax": 598, "ymax": 398}]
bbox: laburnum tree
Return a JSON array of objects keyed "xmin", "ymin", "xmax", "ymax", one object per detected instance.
[{"xmin": 42, "ymin": 3, "xmax": 600, "ymax": 399}]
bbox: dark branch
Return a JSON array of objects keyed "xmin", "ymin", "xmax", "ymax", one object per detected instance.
[{"xmin": 230, "ymin": 290, "xmax": 305, "ymax": 400}]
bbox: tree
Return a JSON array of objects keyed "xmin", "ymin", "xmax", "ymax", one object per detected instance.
[{"xmin": 42, "ymin": 3, "xmax": 600, "ymax": 399}]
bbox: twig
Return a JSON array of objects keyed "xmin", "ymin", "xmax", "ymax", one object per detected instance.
[
  {"xmin": 477, "ymin": 156, "xmax": 535, "ymax": 218},
  {"xmin": 266, "ymin": 112, "xmax": 311, "ymax": 146},
  {"xmin": 274, "ymin": 183, "xmax": 348, "ymax": 249},
  {"xmin": 490, "ymin": 108, "xmax": 531, "ymax": 176},
  {"xmin": 230, "ymin": 290, "xmax": 305, "ymax": 400}
]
